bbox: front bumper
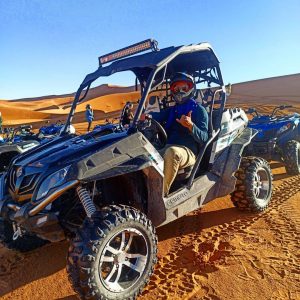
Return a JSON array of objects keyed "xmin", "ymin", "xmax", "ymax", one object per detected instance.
[
  {"xmin": 0, "ymin": 175, "xmax": 79, "ymax": 242},
  {"xmin": 0, "ymin": 178, "xmax": 78, "ymax": 218},
  {"xmin": 246, "ymin": 140, "xmax": 280, "ymax": 161}
]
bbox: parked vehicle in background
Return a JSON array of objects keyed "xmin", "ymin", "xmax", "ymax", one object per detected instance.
[
  {"xmin": 0, "ymin": 125, "xmax": 41, "ymax": 173},
  {"xmin": 93, "ymin": 118, "xmax": 123, "ymax": 135},
  {"xmin": 246, "ymin": 105, "xmax": 300, "ymax": 174},
  {"xmin": 0, "ymin": 123, "xmax": 75, "ymax": 173},
  {"xmin": 39, "ymin": 120, "xmax": 75, "ymax": 137}
]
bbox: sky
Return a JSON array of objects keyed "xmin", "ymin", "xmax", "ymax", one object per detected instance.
[{"xmin": 0, "ymin": 0, "xmax": 299, "ymax": 100}]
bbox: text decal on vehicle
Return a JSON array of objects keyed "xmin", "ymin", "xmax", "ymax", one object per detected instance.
[{"xmin": 166, "ymin": 190, "xmax": 189, "ymax": 209}]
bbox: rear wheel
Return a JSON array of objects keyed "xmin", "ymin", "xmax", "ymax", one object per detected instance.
[
  {"xmin": 283, "ymin": 140, "xmax": 300, "ymax": 175},
  {"xmin": 231, "ymin": 157, "xmax": 273, "ymax": 212},
  {"xmin": 67, "ymin": 205, "xmax": 158, "ymax": 300},
  {"xmin": 0, "ymin": 218, "xmax": 47, "ymax": 252}
]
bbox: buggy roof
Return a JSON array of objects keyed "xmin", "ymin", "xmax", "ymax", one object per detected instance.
[{"xmin": 81, "ymin": 43, "xmax": 220, "ymax": 88}]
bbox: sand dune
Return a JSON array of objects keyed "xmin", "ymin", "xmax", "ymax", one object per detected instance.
[
  {"xmin": 230, "ymin": 73, "xmax": 300, "ymax": 103},
  {"xmin": 0, "ymin": 85, "xmax": 140, "ymax": 130},
  {"xmin": 1, "ymin": 73, "xmax": 299, "ymax": 129},
  {"xmin": 230, "ymin": 74, "xmax": 300, "ymax": 109},
  {"xmin": 0, "ymin": 74, "xmax": 299, "ymax": 299},
  {"xmin": 9, "ymin": 84, "xmax": 136, "ymax": 103}
]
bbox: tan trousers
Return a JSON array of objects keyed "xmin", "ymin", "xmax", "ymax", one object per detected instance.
[{"xmin": 160, "ymin": 145, "xmax": 196, "ymax": 196}]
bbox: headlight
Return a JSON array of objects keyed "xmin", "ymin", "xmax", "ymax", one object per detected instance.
[
  {"xmin": 277, "ymin": 123, "xmax": 291, "ymax": 135},
  {"xmin": 36, "ymin": 166, "xmax": 71, "ymax": 201}
]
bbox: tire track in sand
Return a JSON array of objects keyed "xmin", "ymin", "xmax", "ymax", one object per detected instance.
[
  {"xmin": 260, "ymin": 177, "xmax": 300, "ymax": 297},
  {"xmin": 140, "ymin": 175, "xmax": 300, "ymax": 300}
]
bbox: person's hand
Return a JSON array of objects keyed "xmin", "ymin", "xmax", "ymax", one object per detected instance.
[
  {"xmin": 176, "ymin": 111, "xmax": 193, "ymax": 131},
  {"xmin": 140, "ymin": 114, "xmax": 146, "ymax": 121}
]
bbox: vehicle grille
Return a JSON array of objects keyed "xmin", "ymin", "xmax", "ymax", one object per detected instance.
[
  {"xmin": 249, "ymin": 141, "xmax": 275, "ymax": 161},
  {"xmin": 19, "ymin": 174, "xmax": 40, "ymax": 195},
  {"xmin": 263, "ymin": 129, "xmax": 277, "ymax": 137},
  {"xmin": 255, "ymin": 145, "xmax": 268, "ymax": 155},
  {"xmin": 254, "ymin": 129, "xmax": 276, "ymax": 141},
  {"xmin": 9, "ymin": 168, "xmax": 17, "ymax": 192},
  {"xmin": 9, "ymin": 168, "xmax": 40, "ymax": 196}
]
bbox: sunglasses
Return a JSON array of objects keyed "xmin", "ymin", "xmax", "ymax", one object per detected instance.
[{"xmin": 170, "ymin": 81, "xmax": 193, "ymax": 93}]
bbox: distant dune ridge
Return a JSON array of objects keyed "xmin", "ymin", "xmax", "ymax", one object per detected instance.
[
  {"xmin": 230, "ymin": 73, "xmax": 300, "ymax": 104},
  {"xmin": 0, "ymin": 74, "xmax": 299, "ymax": 131},
  {"xmin": 8, "ymin": 84, "xmax": 137, "ymax": 103}
]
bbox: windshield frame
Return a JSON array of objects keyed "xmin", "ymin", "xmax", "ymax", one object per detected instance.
[{"xmin": 62, "ymin": 44, "xmax": 224, "ymax": 134}]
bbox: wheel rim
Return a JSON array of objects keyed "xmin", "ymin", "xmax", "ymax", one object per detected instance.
[
  {"xmin": 253, "ymin": 167, "xmax": 271, "ymax": 203},
  {"xmin": 98, "ymin": 227, "xmax": 149, "ymax": 293}
]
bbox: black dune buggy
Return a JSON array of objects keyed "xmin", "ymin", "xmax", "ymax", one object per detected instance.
[
  {"xmin": 0, "ymin": 125, "xmax": 41, "ymax": 173},
  {"xmin": 0, "ymin": 39, "xmax": 273, "ymax": 299},
  {"xmin": 0, "ymin": 123, "xmax": 74, "ymax": 174}
]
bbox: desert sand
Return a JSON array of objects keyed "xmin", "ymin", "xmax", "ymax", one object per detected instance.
[{"xmin": 0, "ymin": 74, "xmax": 299, "ymax": 300}]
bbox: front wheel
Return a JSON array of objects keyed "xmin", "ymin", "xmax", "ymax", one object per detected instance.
[
  {"xmin": 283, "ymin": 140, "xmax": 300, "ymax": 175},
  {"xmin": 67, "ymin": 205, "xmax": 158, "ymax": 300},
  {"xmin": 231, "ymin": 157, "xmax": 273, "ymax": 212}
]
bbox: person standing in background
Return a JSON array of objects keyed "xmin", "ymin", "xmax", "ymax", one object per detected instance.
[
  {"xmin": 121, "ymin": 102, "xmax": 134, "ymax": 126},
  {"xmin": 85, "ymin": 104, "xmax": 94, "ymax": 132}
]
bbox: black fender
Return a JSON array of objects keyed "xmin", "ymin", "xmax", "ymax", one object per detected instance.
[{"xmin": 208, "ymin": 127, "xmax": 257, "ymax": 199}]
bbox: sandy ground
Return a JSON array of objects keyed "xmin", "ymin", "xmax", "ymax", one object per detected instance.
[
  {"xmin": 0, "ymin": 164, "xmax": 299, "ymax": 300},
  {"xmin": 0, "ymin": 74, "xmax": 299, "ymax": 299}
]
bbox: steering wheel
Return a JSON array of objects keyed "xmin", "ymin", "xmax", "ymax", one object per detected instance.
[{"xmin": 137, "ymin": 118, "xmax": 167, "ymax": 150}]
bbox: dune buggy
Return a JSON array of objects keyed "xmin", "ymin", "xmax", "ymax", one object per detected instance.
[
  {"xmin": 0, "ymin": 125, "xmax": 41, "ymax": 173},
  {"xmin": 0, "ymin": 123, "xmax": 74, "ymax": 174},
  {"xmin": 0, "ymin": 39, "xmax": 273, "ymax": 299},
  {"xmin": 246, "ymin": 105, "xmax": 300, "ymax": 174}
]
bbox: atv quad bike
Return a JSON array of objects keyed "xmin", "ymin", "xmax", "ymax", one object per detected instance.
[
  {"xmin": 39, "ymin": 120, "xmax": 64, "ymax": 136},
  {"xmin": 246, "ymin": 105, "xmax": 300, "ymax": 174},
  {"xmin": 0, "ymin": 39, "xmax": 273, "ymax": 299},
  {"xmin": 93, "ymin": 118, "xmax": 123, "ymax": 136},
  {"xmin": 39, "ymin": 120, "xmax": 76, "ymax": 138},
  {"xmin": 92, "ymin": 101, "xmax": 138, "ymax": 136}
]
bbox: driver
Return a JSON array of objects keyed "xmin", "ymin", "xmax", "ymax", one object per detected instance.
[{"xmin": 149, "ymin": 72, "xmax": 209, "ymax": 196}]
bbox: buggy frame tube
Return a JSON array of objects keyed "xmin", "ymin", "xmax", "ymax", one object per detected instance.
[
  {"xmin": 131, "ymin": 47, "xmax": 189, "ymax": 127},
  {"xmin": 62, "ymin": 83, "xmax": 91, "ymax": 134},
  {"xmin": 132, "ymin": 69, "xmax": 158, "ymax": 126},
  {"xmin": 187, "ymin": 129, "xmax": 220, "ymax": 189},
  {"xmin": 62, "ymin": 45, "xmax": 224, "ymax": 134}
]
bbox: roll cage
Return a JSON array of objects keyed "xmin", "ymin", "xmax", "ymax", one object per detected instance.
[{"xmin": 62, "ymin": 39, "xmax": 227, "ymax": 137}]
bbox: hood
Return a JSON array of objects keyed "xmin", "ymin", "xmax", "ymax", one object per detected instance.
[
  {"xmin": 12, "ymin": 131, "xmax": 128, "ymax": 170},
  {"xmin": 7, "ymin": 131, "xmax": 128, "ymax": 202}
]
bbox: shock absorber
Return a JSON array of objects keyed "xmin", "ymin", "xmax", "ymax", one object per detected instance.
[{"xmin": 76, "ymin": 186, "xmax": 97, "ymax": 218}]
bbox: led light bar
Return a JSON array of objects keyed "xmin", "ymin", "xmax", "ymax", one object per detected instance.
[{"xmin": 99, "ymin": 39, "xmax": 158, "ymax": 66}]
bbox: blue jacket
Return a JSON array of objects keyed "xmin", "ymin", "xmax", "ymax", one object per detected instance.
[
  {"xmin": 85, "ymin": 109, "xmax": 94, "ymax": 122},
  {"xmin": 151, "ymin": 99, "xmax": 208, "ymax": 155}
]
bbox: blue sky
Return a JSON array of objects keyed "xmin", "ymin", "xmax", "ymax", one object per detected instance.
[{"xmin": 1, "ymin": 0, "xmax": 299, "ymax": 99}]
